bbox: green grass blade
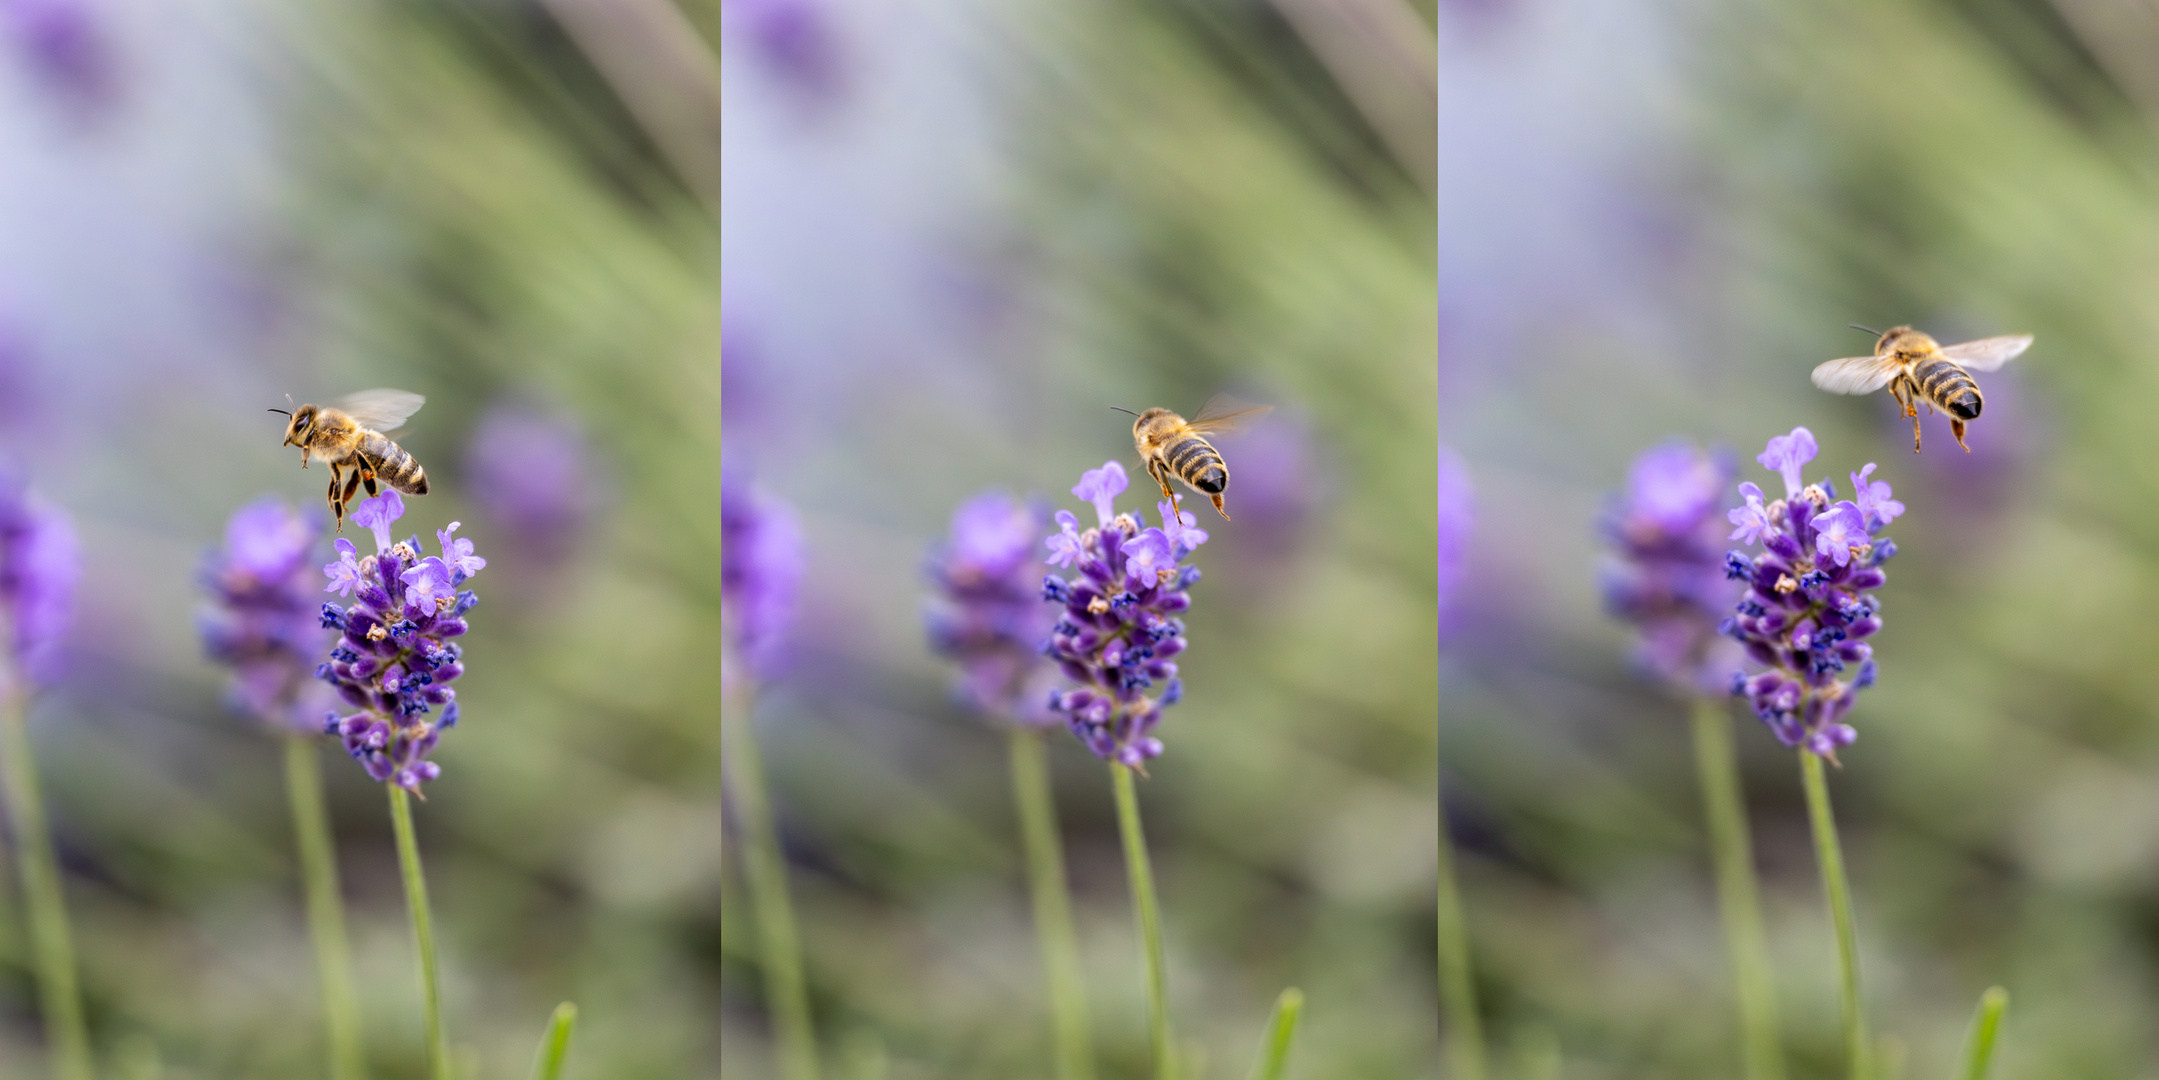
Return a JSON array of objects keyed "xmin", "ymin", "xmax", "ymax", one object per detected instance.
[
  {"xmin": 1952, "ymin": 987, "xmax": 2008, "ymax": 1080},
  {"xmin": 1243, "ymin": 988, "xmax": 1304, "ymax": 1080},
  {"xmin": 528, "ymin": 1002, "xmax": 578, "ymax": 1080}
]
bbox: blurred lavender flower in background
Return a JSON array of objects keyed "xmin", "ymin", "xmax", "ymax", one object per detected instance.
[
  {"xmin": 1721, "ymin": 428, "xmax": 1896, "ymax": 758},
  {"xmin": 721, "ymin": 455, "xmax": 805, "ymax": 689},
  {"xmin": 1210, "ymin": 419, "xmax": 1316, "ymax": 577},
  {"xmin": 720, "ymin": 0, "xmax": 844, "ymax": 108},
  {"xmin": 316, "ymin": 491, "xmax": 480, "ymax": 791},
  {"xmin": 925, "ymin": 490, "xmax": 1059, "ymax": 726},
  {"xmin": 1040, "ymin": 462, "xmax": 1202, "ymax": 768},
  {"xmin": 463, "ymin": 402, "xmax": 591, "ymax": 568},
  {"xmin": 0, "ymin": 467, "xmax": 75, "ymax": 686},
  {"xmin": 198, "ymin": 497, "xmax": 331, "ymax": 733},
  {"xmin": 1437, "ymin": 446, "xmax": 1473, "ymax": 638},
  {"xmin": 0, "ymin": 0, "xmax": 117, "ymax": 117},
  {"xmin": 1600, "ymin": 439, "xmax": 1744, "ymax": 694}
]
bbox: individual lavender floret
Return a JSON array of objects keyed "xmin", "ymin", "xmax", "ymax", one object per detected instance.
[
  {"xmin": 1039, "ymin": 462, "xmax": 1205, "ymax": 768},
  {"xmin": 925, "ymin": 490, "xmax": 1059, "ymax": 726},
  {"xmin": 1600, "ymin": 439, "xmax": 1745, "ymax": 694},
  {"xmin": 199, "ymin": 497, "xmax": 333, "ymax": 733},
  {"xmin": 1720, "ymin": 427, "xmax": 1898, "ymax": 759},
  {"xmin": 0, "ymin": 466, "xmax": 76, "ymax": 686},
  {"xmin": 315, "ymin": 491, "xmax": 482, "ymax": 791},
  {"xmin": 721, "ymin": 455, "xmax": 805, "ymax": 688}
]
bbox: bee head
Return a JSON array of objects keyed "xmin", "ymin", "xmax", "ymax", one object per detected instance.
[
  {"xmin": 1876, "ymin": 325, "xmax": 1926, "ymax": 356},
  {"xmin": 273, "ymin": 403, "xmax": 317, "ymax": 446}
]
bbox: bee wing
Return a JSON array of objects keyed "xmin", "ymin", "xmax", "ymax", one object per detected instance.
[
  {"xmin": 1184, "ymin": 393, "xmax": 1273, "ymax": 435},
  {"xmin": 333, "ymin": 389, "xmax": 427, "ymax": 433},
  {"xmin": 1938, "ymin": 334, "xmax": 2032, "ymax": 373},
  {"xmin": 1810, "ymin": 355, "xmax": 1900, "ymax": 395}
]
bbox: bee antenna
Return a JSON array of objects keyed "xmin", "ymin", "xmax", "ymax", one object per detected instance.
[
  {"xmin": 1110, "ymin": 407, "xmax": 1141, "ymax": 417},
  {"xmin": 267, "ymin": 408, "xmax": 291, "ymax": 416},
  {"xmin": 1849, "ymin": 323, "xmax": 1882, "ymax": 337}
]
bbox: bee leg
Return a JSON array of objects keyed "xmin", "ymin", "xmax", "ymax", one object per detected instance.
[
  {"xmin": 1951, "ymin": 418, "xmax": 1972, "ymax": 453},
  {"xmin": 1209, "ymin": 493, "xmax": 1231, "ymax": 521},
  {"xmin": 361, "ymin": 470, "xmax": 379, "ymax": 498},
  {"xmin": 342, "ymin": 468, "xmax": 364, "ymax": 508},
  {"xmin": 1149, "ymin": 460, "xmax": 1176, "ymax": 503},
  {"xmin": 1910, "ymin": 411, "xmax": 1923, "ymax": 453},
  {"xmin": 328, "ymin": 469, "xmax": 346, "ymax": 533}
]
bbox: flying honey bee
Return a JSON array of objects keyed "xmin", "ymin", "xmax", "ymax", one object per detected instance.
[
  {"xmin": 1810, "ymin": 325, "xmax": 2033, "ymax": 453},
  {"xmin": 269, "ymin": 389, "xmax": 430, "ymax": 531},
  {"xmin": 1114, "ymin": 395, "xmax": 1273, "ymax": 522}
]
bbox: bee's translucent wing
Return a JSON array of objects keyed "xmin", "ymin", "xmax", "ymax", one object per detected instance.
[
  {"xmin": 1185, "ymin": 393, "xmax": 1273, "ymax": 435},
  {"xmin": 1810, "ymin": 355, "xmax": 1900, "ymax": 395},
  {"xmin": 1938, "ymin": 334, "xmax": 2032, "ymax": 373},
  {"xmin": 334, "ymin": 389, "xmax": 427, "ymax": 433}
]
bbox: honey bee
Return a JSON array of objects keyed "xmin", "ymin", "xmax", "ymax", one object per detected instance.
[
  {"xmin": 1810, "ymin": 325, "xmax": 2033, "ymax": 452},
  {"xmin": 269, "ymin": 389, "xmax": 431, "ymax": 531},
  {"xmin": 1115, "ymin": 395, "xmax": 1273, "ymax": 522}
]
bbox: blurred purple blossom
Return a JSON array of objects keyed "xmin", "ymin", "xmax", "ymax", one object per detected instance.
[
  {"xmin": 198, "ymin": 498, "xmax": 332, "ymax": 734},
  {"xmin": 0, "ymin": 467, "xmax": 74, "ymax": 686},
  {"xmin": 722, "ymin": 0, "xmax": 845, "ymax": 106},
  {"xmin": 1720, "ymin": 428, "xmax": 1895, "ymax": 759},
  {"xmin": 1211, "ymin": 422, "xmax": 1312, "ymax": 568},
  {"xmin": 925, "ymin": 491, "xmax": 1059, "ymax": 726},
  {"xmin": 1600, "ymin": 439, "xmax": 1742, "ymax": 695},
  {"xmin": 0, "ymin": 0, "xmax": 118, "ymax": 117},
  {"xmin": 1040, "ymin": 464, "xmax": 1204, "ymax": 768},
  {"xmin": 316, "ymin": 493, "xmax": 480, "ymax": 791},
  {"xmin": 1437, "ymin": 446, "xmax": 1473, "ymax": 638},
  {"xmin": 463, "ymin": 403, "xmax": 591, "ymax": 563},
  {"xmin": 721, "ymin": 454, "xmax": 805, "ymax": 687}
]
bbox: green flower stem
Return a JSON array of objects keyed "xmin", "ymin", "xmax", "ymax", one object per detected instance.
[
  {"xmin": 388, "ymin": 784, "xmax": 451, "ymax": 1080},
  {"xmin": 285, "ymin": 737, "xmax": 367, "ymax": 1080},
  {"xmin": 1242, "ymin": 987, "xmax": 1303, "ymax": 1080},
  {"xmin": 1800, "ymin": 751, "xmax": 1868, "ymax": 1080},
  {"xmin": 1008, "ymin": 728, "xmax": 1094, "ymax": 1080},
  {"xmin": 1110, "ymin": 762, "xmax": 1174, "ymax": 1080},
  {"xmin": 1435, "ymin": 776, "xmax": 1486, "ymax": 1080},
  {"xmin": 1953, "ymin": 987, "xmax": 2008, "ymax": 1080},
  {"xmin": 0, "ymin": 676, "xmax": 94, "ymax": 1080},
  {"xmin": 527, "ymin": 1002, "xmax": 578, "ymax": 1080},
  {"xmin": 724, "ymin": 691, "xmax": 821, "ymax": 1080},
  {"xmin": 1690, "ymin": 699, "xmax": 1784, "ymax": 1080}
]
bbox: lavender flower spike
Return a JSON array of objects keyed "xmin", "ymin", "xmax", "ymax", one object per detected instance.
[
  {"xmin": 1600, "ymin": 439, "xmax": 1743, "ymax": 695},
  {"xmin": 1721, "ymin": 427, "xmax": 1896, "ymax": 759},
  {"xmin": 1040, "ymin": 462, "xmax": 1204, "ymax": 768},
  {"xmin": 0, "ymin": 467, "xmax": 76, "ymax": 687},
  {"xmin": 925, "ymin": 491, "xmax": 1059, "ymax": 725},
  {"xmin": 199, "ymin": 497, "xmax": 333, "ymax": 733},
  {"xmin": 316, "ymin": 492, "xmax": 481, "ymax": 791},
  {"xmin": 721, "ymin": 455, "xmax": 805, "ymax": 687}
]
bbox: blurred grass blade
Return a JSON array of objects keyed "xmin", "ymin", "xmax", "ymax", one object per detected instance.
[
  {"xmin": 529, "ymin": 1002, "xmax": 578, "ymax": 1080},
  {"xmin": 285, "ymin": 737, "xmax": 368, "ymax": 1080},
  {"xmin": 0, "ymin": 676, "xmax": 94, "ymax": 1080},
  {"xmin": 1009, "ymin": 729, "xmax": 1095, "ymax": 1080},
  {"xmin": 1952, "ymin": 988, "xmax": 2008, "ymax": 1080},
  {"xmin": 1436, "ymin": 778, "xmax": 1488, "ymax": 1080},
  {"xmin": 1691, "ymin": 699, "xmax": 1785, "ymax": 1080},
  {"xmin": 1243, "ymin": 988, "xmax": 1303, "ymax": 1080},
  {"xmin": 1800, "ymin": 752, "xmax": 1869, "ymax": 1080},
  {"xmin": 1111, "ymin": 762, "xmax": 1176, "ymax": 1080}
]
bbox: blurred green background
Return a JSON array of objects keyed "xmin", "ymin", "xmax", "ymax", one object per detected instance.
[
  {"xmin": 0, "ymin": 0, "xmax": 1439, "ymax": 1078},
  {"xmin": 1439, "ymin": 0, "xmax": 2159, "ymax": 1077}
]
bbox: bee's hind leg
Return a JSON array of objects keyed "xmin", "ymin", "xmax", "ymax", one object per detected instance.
[
  {"xmin": 1951, "ymin": 418, "xmax": 1972, "ymax": 453},
  {"xmin": 1209, "ymin": 494, "xmax": 1231, "ymax": 522},
  {"xmin": 327, "ymin": 465, "xmax": 347, "ymax": 533}
]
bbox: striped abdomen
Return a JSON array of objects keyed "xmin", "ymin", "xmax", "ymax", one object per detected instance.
[
  {"xmin": 1164, "ymin": 434, "xmax": 1228, "ymax": 494},
  {"xmin": 359, "ymin": 431, "xmax": 430, "ymax": 495},
  {"xmin": 1912, "ymin": 357, "xmax": 1983, "ymax": 420}
]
